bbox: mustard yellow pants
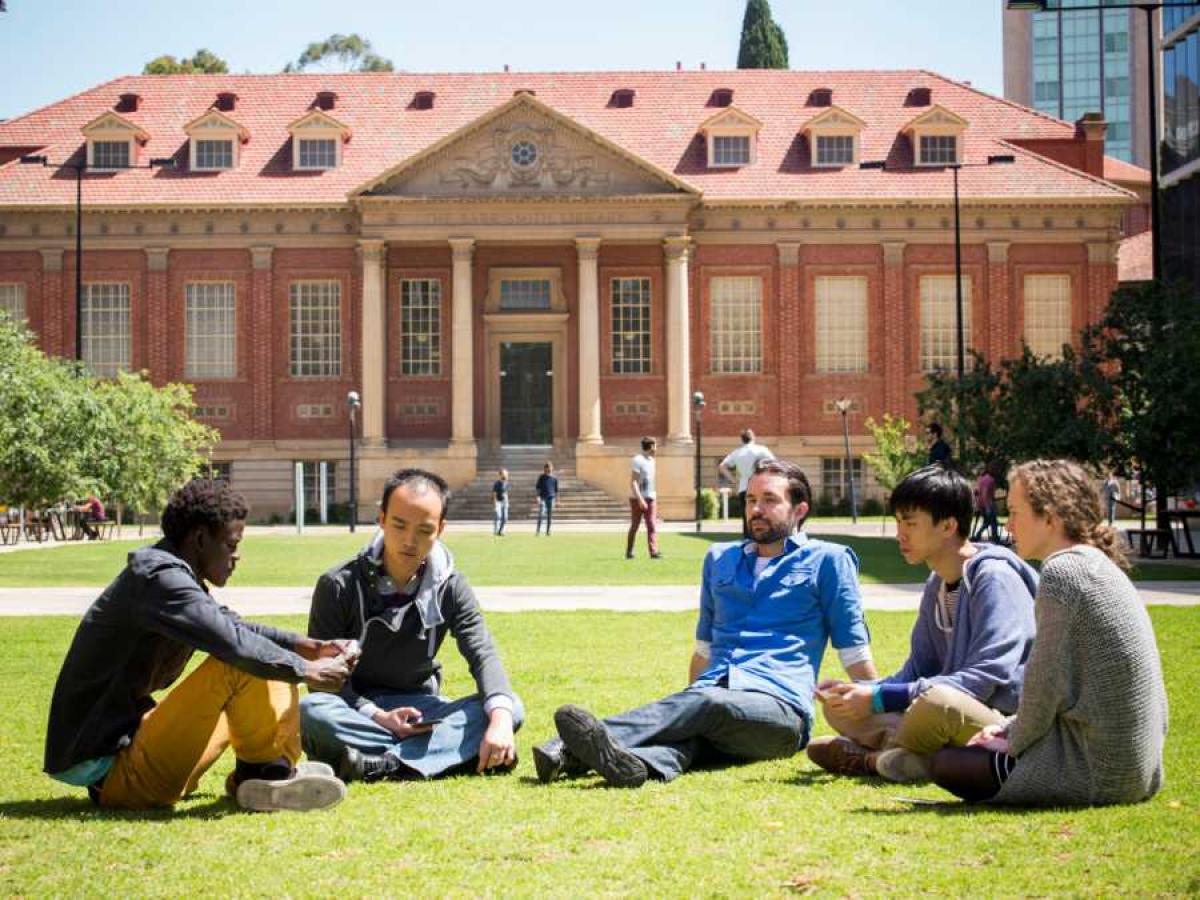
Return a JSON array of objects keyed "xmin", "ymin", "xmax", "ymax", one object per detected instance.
[{"xmin": 98, "ymin": 656, "xmax": 300, "ymax": 809}]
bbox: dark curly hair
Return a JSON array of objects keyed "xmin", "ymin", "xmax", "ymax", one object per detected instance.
[{"xmin": 161, "ymin": 477, "xmax": 249, "ymax": 544}]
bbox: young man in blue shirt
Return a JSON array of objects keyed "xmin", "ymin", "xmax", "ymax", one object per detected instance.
[
  {"xmin": 808, "ymin": 464, "xmax": 1037, "ymax": 783},
  {"xmin": 533, "ymin": 459, "xmax": 876, "ymax": 788}
]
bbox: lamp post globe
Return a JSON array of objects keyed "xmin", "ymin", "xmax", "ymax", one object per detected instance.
[
  {"xmin": 692, "ymin": 392, "xmax": 705, "ymax": 533},
  {"xmin": 346, "ymin": 391, "xmax": 361, "ymax": 533}
]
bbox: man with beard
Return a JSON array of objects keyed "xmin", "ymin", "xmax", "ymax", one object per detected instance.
[{"xmin": 532, "ymin": 459, "xmax": 876, "ymax": 788}]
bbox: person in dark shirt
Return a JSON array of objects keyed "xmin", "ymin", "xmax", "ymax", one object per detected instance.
[
  {"xmin": 927, "ymin": 422, "xmax": 953, "ymax": 465},
  {"xmin": 44, "ymin": 478, "xmax": 356, "ymax": 812},
  {"xmin": 535, "ymin": 462, "xmax": 559, "ymax": 536},
  {"xmin": 492, "ymin": 468, "xmax": 510, "ymax": 536}
]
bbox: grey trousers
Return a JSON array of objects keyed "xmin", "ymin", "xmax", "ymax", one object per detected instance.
[{"xmin": 578, "ymin": 685, "xmax": 808, "ymax": 782}]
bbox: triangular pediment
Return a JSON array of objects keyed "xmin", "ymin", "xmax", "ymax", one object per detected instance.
[
  {"xmin": 699, "ymin": 106, "xmax": 763, "ymax": 132},
  {"xmin": 903, "ymin": 104, "xmax": 968, "ymax": 131},
  {"xmin": 81, "ymin": 111, "xmax": 148, "ymax": 141},
  {"xmin": 354, "ymin": 93, "xmax": 698, "ymax": 198},
  {"xmin": 801, "ymin": 105, "xmax": 866, "ymax": 132},
  {"xmin": 288, "ymin": 109, "xmax": 351, "ymax": 137},
  {"xmin": 184, "ymin": 109, "xmax": 249, "ymax": 141}
]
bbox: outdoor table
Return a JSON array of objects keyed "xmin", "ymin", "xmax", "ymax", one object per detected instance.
[{"xmin": 1165, "ymin": 509, "xmax": 1200, "ymax": 559}]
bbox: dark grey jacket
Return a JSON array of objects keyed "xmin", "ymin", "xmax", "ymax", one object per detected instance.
[
  {"xmin": 44, "ymin": 541, "xmax": 308, "ymax": 775},
  {"xmin": 307, "ymin": 538, "xmax": 512, "ymax": 712}
]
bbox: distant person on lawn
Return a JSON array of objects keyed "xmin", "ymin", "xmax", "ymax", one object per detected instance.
[
  {"xmin": 930, "ymin": 459, "xmax": 1168, "ymax": 806},
  {"xmin": 301, "ymin": 468, "xmax": 523, "ymax": 784},
  {"xmin": 927, "ymin": 422, "xmax": 952, "ymax": 465},
  {"xmin": 44, "ymin": 477, "xmax": 354, "ymax": 812},
  {"xmin": 535, "ymin": 462, "xmax": 558, "ymax": 536},
  {"xmin": 718, "ymin": 428, "xmax": 775, "ymax": 538},
  {"xmin": 627, "ymin": 436, "xmax": 661, "ymax": 559},
  {"xmin": 534, "ymin": 459, "xmax": 876, "ymax": 788},
  {"xmin": 808, "ymin": 465, "xmax": 1037, "ymax": 783}
]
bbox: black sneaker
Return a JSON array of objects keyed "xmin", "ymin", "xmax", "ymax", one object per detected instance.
[
  {"xmin": 650, "ymin": 552, "xmax": 663, "ymax": 559},
  {"xmin": 338, "ymin": 746, "xmax": 405, "ymax": 783},
  {"xmin": 554, "ymin": 705, "xmax": 647, "ymax": 788},
  {"xmin": 532, "ymin": 738, "xmax": 588, "ymax": 784},
  {"xmin": 624, "ymin": 551, "xmax": 634, "ymax": 560}
]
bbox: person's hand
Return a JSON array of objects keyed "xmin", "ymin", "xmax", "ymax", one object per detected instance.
[
  {"xmin": 318, "ymin": 638, "xmax": 361, "ymax": 668},
  {"xmin": 816, "ymin": 678, "xmax": 846, "ymax": 697},
  {"xmin": 476, "ymin": 708, "xmax": 516, "ymax": 773},
  {"xmin": 372, "ymin": 706, "xmax": 435, "ymax": 740},
  {"xmin": 967, "ymin": 723, "xmax": 1010, "ymax": 752},
  {"xmin": 822, "ymin": 682, "xmax": 874, "ymax": 721},
  {"xmin": 302, "ymin": 656, "xmax": 350, "ymax": 691},
  {"xmin": 638, "ymin": 498, "xmax": 648, "ymax": 512}
]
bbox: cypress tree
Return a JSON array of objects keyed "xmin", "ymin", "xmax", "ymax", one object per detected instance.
[{"xmin": 737, "ymin": 0, "xmax": 789, "ymax": 70}]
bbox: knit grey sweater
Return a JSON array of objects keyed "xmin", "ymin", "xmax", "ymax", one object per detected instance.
[{"xmin": 994, "ymin": 545, "xmax": 1168, "ymax": 806}]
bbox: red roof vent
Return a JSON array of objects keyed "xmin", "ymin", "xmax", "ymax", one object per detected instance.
[
  {"xmin": 116, "ymin": 93, "xmax": 141, "ymax": 113},
  {"xmin": 315, "ymin": 91, "xmax": 338, "ymax": 111},
  {"xmin": 808, "ymin": 88, "xmax": 833, "ymax": 107},
  {"xmin": 412, "ymin": 91, "xmax": 435, "ymax": 110},
  {"xmin": 610, "ymin": 88, "xmax": 635, "ymax": 109},
  {"xmin": 710, "ymin": 88, "xmax": 734, "ymax": 108},
  {"xmin": 905, "ymin": 87, "xmax": 932, "ymax": 107},
  {"xmin": 215, "ymin": 92, "xmax": 238, "ymax": 112}
]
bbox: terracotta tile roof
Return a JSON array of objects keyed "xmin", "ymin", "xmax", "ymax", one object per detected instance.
[
  {"xmin": 1118, "ymin": 229, "xmax": 1153, "ymax": 282},
  {"xmin": 1103, "ymin": 155, "xmax": 1151, "ymax": 186},
  {"xmin": 0, "ymin": 70, "xmax": 1134, "ymax": 208}
]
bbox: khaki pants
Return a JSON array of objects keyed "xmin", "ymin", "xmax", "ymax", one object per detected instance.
[
  {"xmin": 823, "ymin": 683, "xmax": 1005, "ymax": 756},
  {"xmin": 98, "ymin": 657, "xmax": 301, "ymax": 809}
]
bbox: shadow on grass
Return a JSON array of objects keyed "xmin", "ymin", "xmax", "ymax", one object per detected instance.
[{"xmin": 0, "ymin": 794, "xmax": 237, "ymax": 821}]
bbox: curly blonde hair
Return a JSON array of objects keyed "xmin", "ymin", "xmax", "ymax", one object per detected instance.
[{"xmin": 1009, "ymin": 459, "xmax": 1130, "ymax": 571}]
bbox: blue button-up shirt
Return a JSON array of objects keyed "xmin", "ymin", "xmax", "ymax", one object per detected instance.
[{"xmin": 693, "ymin": 533, "xmax": 871, "ymax": 723}]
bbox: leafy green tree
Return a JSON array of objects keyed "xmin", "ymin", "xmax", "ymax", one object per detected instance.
[
  {"xmin": 737, "ymin": 0, "xmax": 789, "ymax": 69},
  {"xmin": 284, "ymin": 34, "xmax": 393, "ymax": 73},
  {"xmin": 143, "ymin": 48, "xmax": 229, "ymax": 75},
  {"xmin": 917, "ymin": 352, "xmax": 1006, "ymax": 474},
  {"xmin": 862, "ymin": 414, "xmax": 926, "ymax": 531}
]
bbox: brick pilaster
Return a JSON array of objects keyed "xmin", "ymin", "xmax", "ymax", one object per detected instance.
[
  {"xmin": 777, "ymin": 242, "xmax": 802, "ymax": 433},
  {"xmin": 144, "ymin": 247, "xmax": 170, "ymax": 384},
  {"xmin": 39, "ymin": 248, "xmax": 64, "ymax": 357},
  {"xmin": 881, "ymin": 241, "xmax": 906, "ymax": 417},
  {"xmin": 986, "ymin": 242, "xmax": 1010, "ymax": 361},
  {"xmin": 250, "ymin": 245, "xmax": 274, "ymax": 441}
]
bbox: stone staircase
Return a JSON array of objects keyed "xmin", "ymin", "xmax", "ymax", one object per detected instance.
[{"xmin": 450, "ymin": 447, "xmax": 629, "ymax": 522}]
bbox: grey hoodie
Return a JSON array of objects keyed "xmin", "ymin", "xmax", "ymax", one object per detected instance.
[{"xmin": 307, "ymin": 535, "xmax": 513, "ymax": 713}]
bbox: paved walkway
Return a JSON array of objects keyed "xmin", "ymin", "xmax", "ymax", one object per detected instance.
[{"xmin": 2, "ymin": 581, "xmax": 1197, "ymax": 617}]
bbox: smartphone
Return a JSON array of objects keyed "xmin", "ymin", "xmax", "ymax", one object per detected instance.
[{"xmin": 409, "ymin": 717, "xmax": 444, "ymax": 729}]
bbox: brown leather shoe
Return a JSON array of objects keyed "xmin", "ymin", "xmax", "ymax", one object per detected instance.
[{"xmin": 805, "ymin": 736, "xmax": 875, "ymax": 776}]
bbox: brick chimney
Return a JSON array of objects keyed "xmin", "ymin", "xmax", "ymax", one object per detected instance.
[{"xmin": 1075, "ymin": 112, "xmax": 1107, "ymax": 177}]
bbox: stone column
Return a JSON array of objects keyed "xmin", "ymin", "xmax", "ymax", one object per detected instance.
[
  {"xmin": 39, "ymin": 248, "xmax": 64, "ymax": 357},
  {"xmin": 576, "ymin": 237, "xmax": 603, "ymax": 444},
  {"xmin": 881, "ymin": 241, "xmax": 907, "ymax": 416},
  {"xmin": 664, "ymin": 236, "xmax": 692, "ymax": 444},
  {"xmin": 144, "ymin": 247, "xmax": 170, "ymax": 384},
  {"xmin": 249, "ymin": 245, "xmax": 275, "ymax": 442},
  {"xmin": 449, "ymin": 238, "xmax": 476, "ymax": 445},
  {"xmin": 986, "ymin": 241, "xmax": 1010, "ymax": 361},
  {"xmin": 358, "ymin": 239, "xmax": 387, "ymax": 446}
]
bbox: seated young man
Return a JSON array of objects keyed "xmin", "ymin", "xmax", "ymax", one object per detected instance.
[
  {"xmin": 300, "ymin": 469, "xmax": 523, "ymax": 782},
  {"xmin": 808, "ymin": 464, "xmax": 1037, "ymax": 783},
  {"xmin": 44, "ymin": 478, "xmax": 354, "ymax": 812},
  {"xmin": 533, "ymin": 459, "xmax": 876, "ymax": 788}
]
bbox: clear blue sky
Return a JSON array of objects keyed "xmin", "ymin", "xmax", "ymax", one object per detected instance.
[{"xmin": 0, "ymin": 0, "xmax": 1004, "ymax": 120}]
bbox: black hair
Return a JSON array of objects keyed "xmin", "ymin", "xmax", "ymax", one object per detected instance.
[
  {"xmin": 740, "ymin": 428, "xmax": 754, "ymax": 444},
  {"xmin": 751, "ymin": 458, "xmax": 813, "ymax": 525},
  {"xmin": 161, "ymin": 477, "xmax": 249, "ymax": 544},
  {"xmin": 888, "ymin": 464, "xmax": 973, "ymax": 538},
  {"xmin": 641, "ymin": 436, "xmax": 656, "ymax": 452},
  {"xmin": 379, "ymin": 468, "xmax": 451, "ymax": 521},
  {"xmin": 928, "ymin": 422, "xmax": 944, "ymax": 438}
]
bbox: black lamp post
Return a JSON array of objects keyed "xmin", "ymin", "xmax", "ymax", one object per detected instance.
[
  {"xmin": 20, "ymin": 153, "xmax": 175, "ymax": 364},
  {"xmin": 346, "ymin": 390, "xmax": 361, "ymax": 533},
  {"xmin": 834, "ymin": 397, "xmax": 859, "ymax": 523},
  {"xmin": 1006, "ymin": 0, "xmax": 1196, "ymax": 283},
  {"xmin": 692, "ymin": 391, "xmax": 705, "ymax": 534}
]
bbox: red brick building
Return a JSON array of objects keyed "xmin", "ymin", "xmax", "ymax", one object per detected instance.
[{"xmin": 0, "ymin": 70, "xmax": 1135, "ymax": 517}]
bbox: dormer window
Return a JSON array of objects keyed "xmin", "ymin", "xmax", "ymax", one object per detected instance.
[
  {"xmin": 699, "ymin": 106, "xmax": 762, "ymax": 169},
  {"xmin": 710, "ymin": 88, "xmax": 734, "ymax": 108},
  {"xmin": 184, "ymin": 108, "xmax": 248, "ymax": 172},
  {"xmin": 903, "ymin": 104, "xmax": 967, "ymax": 167},
  {"xmin": 412, "ymin": 91, "xmax": 435, "ymax": 110},
  {"xmin": 288, "ymin": 109, "xmax": 352, "ymax": 171},
  {"xmin": 808, "ymin": 88, "xmax": 833, "ymax": 107},
  {"xmin": 801, "ymin": 105, "xmax": 866, "ymax": 168},
  {"xmin": 81, "ymin": 111, "xmax": 148, "ymax": 172},
  {"xmin": 611, "ymin": 88, "xmax": 635, "ymax": 109}
]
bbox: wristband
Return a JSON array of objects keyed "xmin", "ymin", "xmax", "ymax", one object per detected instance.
[{"xmin": 870, "ymin": 685, "xmax": 884, "ymax": 715}]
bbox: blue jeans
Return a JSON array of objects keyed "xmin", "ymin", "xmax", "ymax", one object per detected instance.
[
  {"xmin": 536, "ymin": 497, "xmax": 555, "ymax": 534},
  {"xmin": 564, "ymin": 686, "xmax": 807, "ymax": 782},
  {"xmin": 493, "ymin": 498, "xmax": 509, "ymax": 535},
  {"xmin": 300, "ymin": 690, "xmax": 525, "ymax": 778}
]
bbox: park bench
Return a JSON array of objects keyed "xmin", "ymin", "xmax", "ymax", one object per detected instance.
[{"xmin": 1123, "ymin": 527, "xmax": 1175, "ymax": 559}]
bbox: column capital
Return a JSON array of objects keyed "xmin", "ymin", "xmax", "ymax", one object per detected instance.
[
  {"xmin": 776, "ymin": 242, "xmax": 801, "ymax": 267},
  {"xmin": 1086, "ymin": 241, "xmax": 1116, "ymax": 264},
  {"xmin": 449, "ymin": 237, "xmax": 476, "ymax": 261},
  {"xmin": 250, "ymin": 245, "xmax": 275, "ymax": 271},
  {"xmin": 357, "ymin": 238, "xmax": 386, "ymax": 264},
  {"xmin": 663, "ymin": 235, "xmax": 692, "ymax": 261},
  {"xmin": 987, "ymin": 241, "xmax": 1010, "ymax": 265},
  {"xmin": 575, "ymin": 236, "xmax": 602, "ymax": 260},
  {"xmin": 882, "ymin": 241, "xmax": 906, "ymax": 266},
  {"xmin": 39, "ymin": 247, "xmax": 64, "ymax": 272},
  {"xmin": 144, "ymin": 246, "xmax": 170, "ymax": 272}
]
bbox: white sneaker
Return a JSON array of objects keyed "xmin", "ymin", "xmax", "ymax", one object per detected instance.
[
  {"xmin": 293, "ymin": 761, "xmax": 335, "ymax": 778},
  {"xmin": 873, "ymin": 748, "xmax": 933, "ymax": 784},
  {"xmin": 236, "ymin": 769, "xmax": 346, "ymax": 812}
]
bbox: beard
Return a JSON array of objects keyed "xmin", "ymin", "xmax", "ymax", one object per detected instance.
[{"xmin": 748, "ymin": 516, "xmax": 794, "ymax": 546}]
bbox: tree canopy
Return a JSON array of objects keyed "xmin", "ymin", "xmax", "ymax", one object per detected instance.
[
  {"xmin": 737, "ymin": 0, "xmax": 789, "ymax": 69},
  {"xmin": 143, "ymin": 48, "xmax": 229, "ymax": 75},
  {"xmin": 284, "ymin": 34, "xmax": 394, "ymax": 73}
]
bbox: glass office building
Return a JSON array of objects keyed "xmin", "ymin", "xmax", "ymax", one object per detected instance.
[{"xmin": 1163, "ymin": 3, "xmax": 1200, "ymax": 295}]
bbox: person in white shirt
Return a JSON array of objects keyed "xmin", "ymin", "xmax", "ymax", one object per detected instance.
[
  {"xmin": 719, "ymin": 429, "xmax": 775, "ymax": 537},
  {"xmin": 627, "ymin": 436, "xmax": 661, "ymax": 559}
]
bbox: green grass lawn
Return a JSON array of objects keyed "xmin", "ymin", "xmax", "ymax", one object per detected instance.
[
  {"xmin": 0, "ymin": 609, "xmax": 1196, "ymax": 895},
  {"xmin": 1, "ymin": 531, "xmax": 1196, "ymax": 588}
]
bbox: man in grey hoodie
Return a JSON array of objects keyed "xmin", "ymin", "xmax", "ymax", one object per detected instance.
[
  {"xmin": 300, "ymin": 468, "xmax": 523, "ymax": 782},
  {"xmin": 807, "ymin": 464, "xmax": 1037, "ymax": 783}
]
